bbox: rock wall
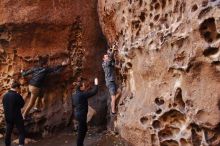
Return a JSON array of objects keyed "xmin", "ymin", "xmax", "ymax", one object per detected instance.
[
  {"xmin": 0, "ymin": 0, "xmax": 107, "ymax": 135},
  {"xmin": 98, "ymin": 0, "xmax": 220, "ymax": 145}
]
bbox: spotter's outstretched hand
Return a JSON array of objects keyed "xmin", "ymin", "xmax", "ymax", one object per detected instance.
[{"xmin": 94, "ymin": 78, "xmax": 98, "ymax": 85}]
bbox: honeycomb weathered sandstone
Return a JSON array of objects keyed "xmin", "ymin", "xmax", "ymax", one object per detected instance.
[
  {"xmin": 98, "ymin": 0, "xmax": 220, "ymax": 145},
  {"xmin": 0, "ymin": 0, "xmax": 107, "ymax": 135}
]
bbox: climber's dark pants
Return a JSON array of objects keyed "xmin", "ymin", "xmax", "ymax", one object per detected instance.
[
  {"xmin": 76, "ymin": 114, "xmax": 87, "ymax": 146},
  {"xmin": 5, "ymin": 120, "xmax": 25, "ymax": 146}
]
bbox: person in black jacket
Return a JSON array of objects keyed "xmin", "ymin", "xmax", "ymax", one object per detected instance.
[
  {"xmin": 2, "ymin": 81, "xmax": 25, "ymax": 146},
  {"xmin": 21, "ymin": 56, "xmax": 68, "ymax": 119},
  {"xmin": 72, "ymin": 77, "xmax": 98, "ymax": 146}
]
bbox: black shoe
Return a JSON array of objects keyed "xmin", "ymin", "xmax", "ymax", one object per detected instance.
[
  {"xmin": 111, "ymin": 112, "xmax": 117, "ymax": 116},
  {"xmin": 24, "ymin": 115, "xmax": 32, "ymax": 121}
]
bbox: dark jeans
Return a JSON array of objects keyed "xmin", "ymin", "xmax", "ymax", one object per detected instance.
[
  {"xmin": 76, "ymin": 114, "xmax": 87, "ymax": 146},
  {"xmin": 5, "ymin": 121, "xmax": 25, "ymax": 146}
]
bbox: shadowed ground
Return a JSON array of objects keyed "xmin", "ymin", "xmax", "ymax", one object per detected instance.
[{"xmin": 0, "ymin": 129, "xmax": 129, "ymax": 146}]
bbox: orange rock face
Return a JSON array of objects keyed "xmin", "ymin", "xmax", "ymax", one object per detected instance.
[
  {"xmin": 99, "ymin": 0, "xmax": 220, "ymax": 145},
  {"xmin": 0, "ymin": 0, "xmax": 107, "ymax": 134}
]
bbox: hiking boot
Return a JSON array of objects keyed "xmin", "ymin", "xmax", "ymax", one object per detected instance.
[
  {"xmin": 111, "ymin": 112, "xmax": 117, "ymax": 116},
  {"xmin": 23, "ymin": 115, "xmax": 32, "ymax": 121}
]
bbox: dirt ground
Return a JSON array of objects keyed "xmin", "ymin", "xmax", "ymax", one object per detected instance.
[{"xmin": 0, "ymin": 128, "xmax": 130, "ymax": 146}]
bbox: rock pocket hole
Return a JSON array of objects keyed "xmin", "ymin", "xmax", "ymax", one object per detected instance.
[
  {"xmin": 173, "ymin": 1, "xmax": 180, "ymax": 13},
  {"xmin": 150, "ymin": 22, "xmax": 154, "ymax": 28},
  {"xmin": 160, "ymin": 140, "xmax": 179, "ymax": 146},
  {"xmin": 159, "ymin": 109, "xmax": 186, "ymax": 127},
  {"xmin": 139, "ymin": 12, "xmax": 146, "ymax": 22},
  {"xmin": 152, "ymin": 120, "xmax": 161, "ymax": 129},
  {"xmin": 140, "ymin": 116, "xmax": 148, "ymax": 125},
  {"xmin": 156, "ymin": 109, "xmax": 162, "ymax": 114},
  {"xmin": 132, "ymin": 20, "xmax": 141, "ymax": 29},
  {"xmin": 150, "ymin": 5, "xmax": 154, "ymax": 11},
  {"xmin": 155, "ymin": 97, "xmax": 165, "ymax": 106},
  {"xmin": 191, "ymin": 128, "xmax": 202, "ymax": 145},
  {"xmin": 199, "ymin": 17, "xmax": 219, "ymax": 43},
  {"xmin": 203, "ymin": 46, "xmax": 219, "ymax": 56},
  {"xmin": 139, "ymin": 0, "xmax": 143, "ymax": 7},
  {"xmin": 191, "ymin": 4, "xmax": 198, "ymax": 12},
  {"xmin": 154, "ymin": 14, "xmax": 160, "ymax": 21},
  {"xmin": 158, "ymin": 126, "xmax": 180, "ymax": 140},
  {"xmin": 154, "ymin": 3, "xmax": 160, "ymax": 10},
  {"xmin": 174, "ymin": 88, "xmax": 185, "ymax": 110},
  {"xmin": 202, "ymin": 0, "xmax": 209, "ymax": 7},
  {"xmin": 125, "ymin": 62, "xmax": 132, "ymax": 69},
  {"xmin": 186, "ymin": 99, "xmax": 193, "ymax": 107}
]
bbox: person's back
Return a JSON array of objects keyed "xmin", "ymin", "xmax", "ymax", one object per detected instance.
[
  {"xmin": 2, "ymin": 81, "xmax": 25, "ymax": 146},
  {"xmin": 3, "ymin": 90, "xmax": 24, "ymax": 123},
  {"xmin": 72, "ymin": 78, "xmax": 98, "ymax": 146},
  {"xmin": 73, "ymin": 89, "xmax": 89, "ymax": 116},
  {"xmin": 28, "ymin": 67, "xmax": 48, "ymax": 87},
  {"xmin": 22, "ymin": 66, "xmax": 62, "ymax": 88},
  {"xmin": 73, "ymin": 85, "xmax": 98, "ymax": 116},
  {"xmin": 102, "ymin": 60, "xmax": 115, "ymax": 83}
]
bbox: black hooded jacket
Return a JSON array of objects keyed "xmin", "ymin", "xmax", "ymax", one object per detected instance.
[
  {"xmin": 22, "ymin": 65, "xmax": 63, "ymax": 88},
  {"xmin": 72, "ymin": 85, "xmax": 98, "ymax": 116},
  {"xmin": 2, "ymin": 90, "xmax": 25, "ymax": 123}
]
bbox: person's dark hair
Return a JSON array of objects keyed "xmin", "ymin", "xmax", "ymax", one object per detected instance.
[
  {"xmin": 11, "ymin": 81, "xmax": 21, "ymax": 89},
  {"xmin": 38, "ymin": 56, "xmax": 48, "ymax": 66},
  {"xmin": 76, "ymin": 77, "xmax": 86, "ymax": 90}
]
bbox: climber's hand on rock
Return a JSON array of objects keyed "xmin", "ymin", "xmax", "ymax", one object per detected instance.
[
  {"xmin": 94, "ymin": 78, "xmax": 98, "ymax": 85},
  {"xmin": 112, "ymin": 47, "xmax": 117, "ymax": 51},
  {"xmin": 20, "ymin": 70, "xmax": 25, "ymax": 77},
  {"xmin": 62, "ymin": 61, "xmax": 68, "ymax": 66},
  {"xmin": 62, "ymin": 58, "xmax": 71, "ymax": 66},
  {"xmin": 107, "ymin": 49, "xmax": 113, "ymax": 54}
]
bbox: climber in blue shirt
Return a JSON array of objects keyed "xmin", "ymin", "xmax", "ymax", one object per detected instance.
[{"xmin": 102, "ymin": 49, "xmax": 121, "ymax": 114}]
